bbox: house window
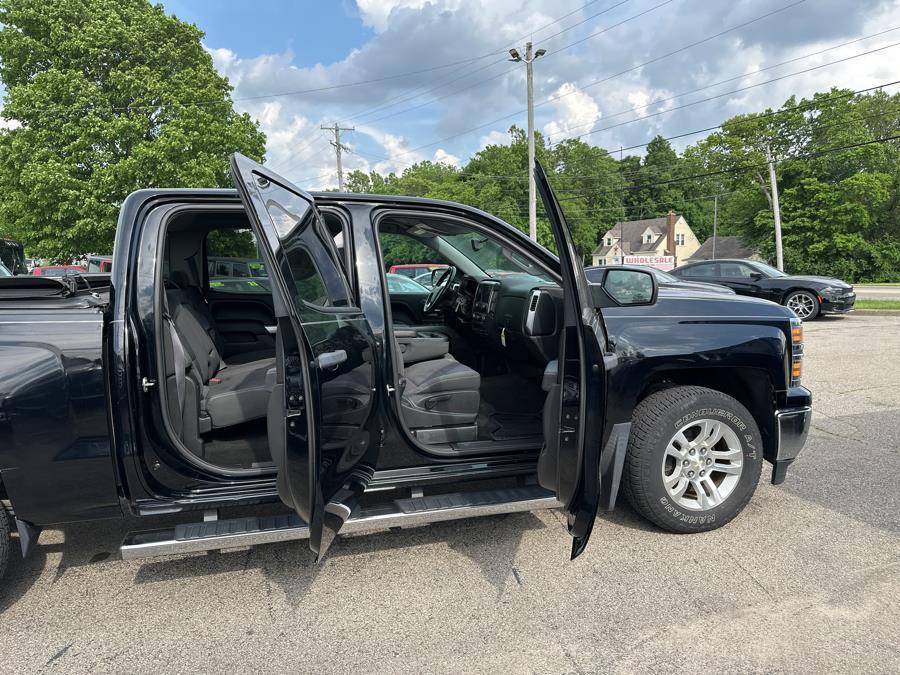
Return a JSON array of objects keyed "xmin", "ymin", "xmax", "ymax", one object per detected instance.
[
  {"xmin": 676, "ymin": 233, "xmax": 685, "ymax": 246},
  {"xmin": 606, "ymin": 237, "xmax": 612, "ymax": 246},
  {"xmin": 645, "ymin": 234, "xmax": 652, "ymax": 243}
]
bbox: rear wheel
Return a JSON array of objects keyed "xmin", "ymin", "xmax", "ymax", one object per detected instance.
[
  {"xmin": 784, "ymin": 290, "xmax": 819, "ymax": 320},
  {"xmin": 623, "ymin": 386, "xmax": 763, "ymax": 533}
]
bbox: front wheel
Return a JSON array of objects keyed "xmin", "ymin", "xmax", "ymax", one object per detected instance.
[
  {"xmin": 784, "ymin": 289, "xmax": 820, "ymax": 320},
  {"xmin": 622, "ymin": 386, "xmax": 763, "ymax": 533}
]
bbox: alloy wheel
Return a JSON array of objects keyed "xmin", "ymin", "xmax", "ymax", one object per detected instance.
[
  {"xmin": 661, "ymin": 419, "xmax": 744, "ymax": 511},
  {"xmin": 786, "ymin": 292, "xmax": 817, "ymax": 319}
]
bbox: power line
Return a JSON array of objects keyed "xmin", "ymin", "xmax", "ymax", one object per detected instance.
[
  {"xmin": 348, "ymin": 0, "xmax": 634, "ymax": 125},
  {"xmin": 362, "ymin": 0, "xmax": 809, "ymax": 163},
  {"xmin": 342, "ymin": 49, "xmax": 900, "ymax": 178},
  {"xmin": 548, "ymin": 39, "xmax": 900, "ymax": 146},
  {"xmin": 545, "ymin": 25, "xmax": 900, "ymax": 142},
  {"xmin": 355, "ymin": 0, "xmax": 666, "ymax": 127}
]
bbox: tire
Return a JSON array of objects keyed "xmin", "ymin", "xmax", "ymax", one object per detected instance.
[
  {"xmin": 622, "ymin": 386, "xmax": 763, "ymax": 533},
  {"xmin": 0, "ymin": 504, "xmax": 10, "ymax": 581},
  {"xmin": 784, "ymin": 289, "xmax": 820, "ymax": 320}
]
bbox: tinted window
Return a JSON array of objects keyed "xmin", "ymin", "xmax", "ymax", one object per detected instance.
[
  {"xmin": 206, "ymin": 229, "xmax": 270, "ymax": 294},
  {"xmin": 252, "ymin": 176, "xmax": 350, "ymax": 318},
  {"xmin": 682, "ymin": 263, "xmax": 716, "ymax": 278},
  {"xmin": 719, "ymin": 262, "xmax": 756, "ymax": 279}
]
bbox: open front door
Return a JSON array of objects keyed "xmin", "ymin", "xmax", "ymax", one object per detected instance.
[
  {"xmin": 230, "ymin": 153, "xmax": 378, "ymax": 560},
  {"xmin": 533, "ymin": 162, "xmax": 609, "ymax": 560}
]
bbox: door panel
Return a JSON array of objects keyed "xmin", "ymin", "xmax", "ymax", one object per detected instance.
[
  {"xmin": 230, "ymin": 153, "xmax": 378, "ymax": 560},
  {"xmin": 533, "ymin": 162, "xmax": 608, "ymax": 560}
]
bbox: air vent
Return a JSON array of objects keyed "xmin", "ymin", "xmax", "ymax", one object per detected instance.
[{"xmin": 525, "ymin": 289, "xmax": 542, "ymax": 335}]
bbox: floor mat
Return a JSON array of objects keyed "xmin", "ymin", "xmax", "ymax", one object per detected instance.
[
  {"xmin": 489, "ymin": 413, "xmax": 543, "ymax": 441},
  {"xmin": 203, "ymin": 418, "xmax": 272, "ymax": 468}
]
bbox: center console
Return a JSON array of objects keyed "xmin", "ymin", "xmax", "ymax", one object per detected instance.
[{"xmin": 471, "ymin": 279, "xmax": 501, "ymax": 335}]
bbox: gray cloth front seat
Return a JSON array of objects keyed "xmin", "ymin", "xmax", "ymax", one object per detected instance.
[{"xmin": 397, "ymin": 339, "xmax": 481, "ymax": 444}]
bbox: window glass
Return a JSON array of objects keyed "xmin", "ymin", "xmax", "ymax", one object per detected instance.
[
  {"xmin": 206, "ymin": 228, "xmax": 270, "ymax": 294},
  {"xmin": 441, "ymin": 232, "xmax": 553, "ymax": 281},
  {"xmin": 685, "ymin": 263, "xmax": 716, "ymax": 277},
  {"xmin": 719, "ymin": 262, "xmax": 755, "ymax": 278},
  {"xmin": 750, "ymin": 261, "xmax": 786, "ymax": 278},
  {"xmin": 252, "ymin": 175, "xmax": 351, "ymax": 316},
  {"xmin": 387, "ymin": 274, "xmax": 429, "ymax": 294}
]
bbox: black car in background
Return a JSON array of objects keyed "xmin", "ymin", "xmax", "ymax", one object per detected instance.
[
  {"xmin": 670, "ymin": 258, "xmax": 855, "ymax": 319},
  {"xmin": 586, "ymin": 264, "xmax": 735, "ymax": 295}
]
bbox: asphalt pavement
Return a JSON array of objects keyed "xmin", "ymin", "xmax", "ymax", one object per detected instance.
[{"xmin": 1, "ymin": 314, "xmax": 898, "ymax": 673}]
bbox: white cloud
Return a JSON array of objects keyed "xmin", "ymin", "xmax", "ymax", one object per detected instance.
[
  {"xmin": 199, "ymin": 0, "xmax": 900, "ymax": 180},
  {"xmin": 433, "ymin": 148, "xmax": 461, "ymax": 166},
  {"xmin": 543, "ymin": 82, "xmax": 601, "ymax": 140},
  {"xmin": 478, "ymin": 130, "xmax": 510, "ymax": 150}
]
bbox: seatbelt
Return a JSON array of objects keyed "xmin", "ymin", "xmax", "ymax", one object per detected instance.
[
  {"xmin": 162, "ymin": 292, "xmax": 187, "ymax": 413},
  {"xmin": 168, "ymin": 316, "xmax": 187, "ymax": 413}
]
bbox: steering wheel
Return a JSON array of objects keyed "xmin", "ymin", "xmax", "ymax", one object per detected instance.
[{"xmin": 423, "ymin": 266, "xmax": 457, "ymax": 313}]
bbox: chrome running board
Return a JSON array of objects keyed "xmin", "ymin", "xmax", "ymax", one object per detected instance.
[{"xmin": 120, "ymin": 486, "xmax": 559, "ymax": 561}]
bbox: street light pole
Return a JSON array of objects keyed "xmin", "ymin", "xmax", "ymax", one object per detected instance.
[
  {"xmin": 509, "ymin": 43, "xmax": 546, "ymax": 242},
  {"xmin": 712, "ymin": 194, "xmax": 718, "ymax": 260},
  {"xmin": 766, "ymin": 147, "xmax": 784, "ymax": 271}
]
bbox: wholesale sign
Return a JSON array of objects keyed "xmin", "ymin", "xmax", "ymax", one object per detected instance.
[{"xmin": 623, "ymin": 255, "xmax": 676, "ymax": 271}]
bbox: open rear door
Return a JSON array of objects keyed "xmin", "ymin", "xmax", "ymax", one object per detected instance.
[
  {"xmin": 533, "ymin": 161, "xmax": 609, "ymax": 560},
  {"xmin": 230, "ymin": 153, "xmax": 378, "ymax": 560}
]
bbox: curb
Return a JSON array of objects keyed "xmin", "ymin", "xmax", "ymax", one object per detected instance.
[{"xmin": 847, "ymin": 309, "xmax": 900, "ymax": 316}]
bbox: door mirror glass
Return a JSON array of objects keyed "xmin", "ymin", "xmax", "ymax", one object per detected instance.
[{"xmin": 603, "ymin": 269, "xmax": 656, "ymax": 306}]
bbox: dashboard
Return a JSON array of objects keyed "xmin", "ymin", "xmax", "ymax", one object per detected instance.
[{"xmin": 457, "ymin": 275, "xmax": 563, "ymax": 364}]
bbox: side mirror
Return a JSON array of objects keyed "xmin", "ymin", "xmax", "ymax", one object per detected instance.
[
  {"xmin": 750, "ymin": 272, "xmax": 764, "ymax": 280},
  {"xmin": 591, "ymin": 268, "xmax": 658, "ymax": 307}
]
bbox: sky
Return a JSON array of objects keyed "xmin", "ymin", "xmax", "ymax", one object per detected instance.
[{"xmin": 10, "ymin": 0, "xmax": 900, "ymax": 189}]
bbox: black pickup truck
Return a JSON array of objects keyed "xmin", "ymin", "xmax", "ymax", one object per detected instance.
[{"xmin": 0, "ymin": 157, "xmax": 812, "ymax": 578}]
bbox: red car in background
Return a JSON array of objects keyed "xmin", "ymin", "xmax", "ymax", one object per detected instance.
[
  {"xmin": 31, "ymin": 264, "xmax": 87, "ymax": 277},
  {"xmin": 388, "ymin": 263, "xmax": 448, "ymax": 279}
]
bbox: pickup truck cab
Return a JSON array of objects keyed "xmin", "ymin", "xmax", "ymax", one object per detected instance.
[{"xmin": 0, "ymin": 156, "xmax": 811, "ymax": 578}]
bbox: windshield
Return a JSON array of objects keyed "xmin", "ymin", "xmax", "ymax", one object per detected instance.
[
  {"xmin": 440, "ymin": 232, "xmax": 553, "ymax": 281},
  {"xmin": 0, "ymin": 240, "xmax": 27, "ymax": 275},
  {"xmin": 387, "ymin": 273, "xmax": 429, "ymax": 293},
  {"xmin": 0, "ymin": 263, "xmax": 10, "ymax": 277},
  {"xmin": 750, "ymin": 261, "xmax": 787, "ymax": 278}
]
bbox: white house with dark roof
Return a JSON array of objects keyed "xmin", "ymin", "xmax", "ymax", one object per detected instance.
[{"xmin": 590, "ymin": 211, "xmax": 700, "ymax": 266}]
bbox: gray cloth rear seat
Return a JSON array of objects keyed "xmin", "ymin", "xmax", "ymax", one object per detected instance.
[
  {"xmin": 168, "ymin": 270, "xmax": 274, "ymax": 365},
  {"xmin": 167, "ymin": 291, "xmax": 274, "ymax": 430}
]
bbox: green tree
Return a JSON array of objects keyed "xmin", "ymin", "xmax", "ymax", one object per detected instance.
[{"xmin": 0, "ymin": 0, "xmax": 267, "ymax": 260}]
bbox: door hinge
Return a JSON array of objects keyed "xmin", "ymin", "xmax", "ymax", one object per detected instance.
[{"xmin": 142, "ymin": 377, "xmax": 157, "ymax": 393}]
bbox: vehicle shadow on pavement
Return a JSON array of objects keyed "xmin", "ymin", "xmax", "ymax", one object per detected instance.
[
  {"xmin": 0, "ymin": 500, "xmax": 658, "ymax": 613},
  {"xmin": 128, "ymin": 511, "xmax": 550, "ymax": 606}
]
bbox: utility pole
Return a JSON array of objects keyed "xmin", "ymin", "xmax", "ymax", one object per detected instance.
[
  {"xmin": 712, "ymin": 194, "xmax": 718, "ymax": 259},
  {"xmin": 509, "ymin": 42, "xmax": 546, "ymax": 241},
  {"xmin": 766, "ymin": 148, "xmax": 784, "ymax": 271},
  {"xmin": 321, "ymin": 123, "xmax": 354, "ymax": 190}
]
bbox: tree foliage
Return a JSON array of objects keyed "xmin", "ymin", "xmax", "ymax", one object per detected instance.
[{"xmin": 0, "ymin": 0, "xmax": 267, "ymax": 260}]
